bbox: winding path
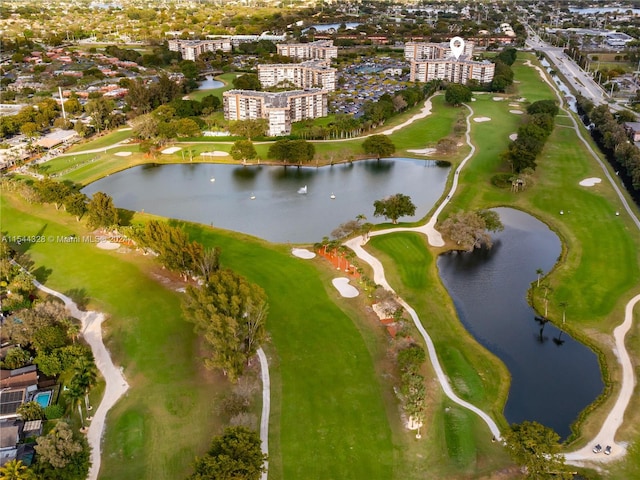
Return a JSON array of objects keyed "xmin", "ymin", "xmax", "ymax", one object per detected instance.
[
  {"xmin": 27, "ymin": 277, "xmax": 129, "ymax": 480},
  {"xmin": 346, "ymin": 103, "xmax": 503, "ymax": 441}
]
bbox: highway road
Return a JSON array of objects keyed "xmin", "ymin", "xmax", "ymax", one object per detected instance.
[{"xmin": 525, "ymin": 28, "xmax": 612, "ymax": 108}]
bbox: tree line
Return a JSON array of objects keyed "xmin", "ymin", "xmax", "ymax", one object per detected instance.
[
  {"xmin": 500, "ymin": 99, "xmax": 559, "ymax": 173},
  {"xmin": 576, "ymin": 95, "xmax": 640, "ymax": 191}
]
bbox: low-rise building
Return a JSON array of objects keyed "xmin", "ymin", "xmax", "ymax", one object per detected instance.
[
  {"xmin": 258, "ymin": 60, "xmax": 336, "ymax": 91},
  {"xmin": 223, "ymin": 89, "xmax": 328, "ymax": 136},
  {"xmin": 276, "ymin": 40, "xmax": 338, "ymax": 61}
]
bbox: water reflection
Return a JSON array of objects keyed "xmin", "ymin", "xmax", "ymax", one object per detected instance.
[
  {"xmin": 437, "ymin": 208, "xmax": 603, "ymax": 438},
  {"xmin": 83, "ymin": 158, "xmax": 449, "ymax": 243}
]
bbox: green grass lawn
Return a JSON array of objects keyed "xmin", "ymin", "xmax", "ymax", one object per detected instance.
[
  {"xmin": 65, "ymin": 129, "xmax": 134, "ymax": 154},
  {"xmin": 1, "ymin": 195, "xmax": 399, "ymax": 480}
]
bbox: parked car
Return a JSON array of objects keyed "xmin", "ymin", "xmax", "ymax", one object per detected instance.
[
  {"xmin": 592, "ymin": 444, "xmax": 602, "ymax": 453},
  {"xmin": 604, "ymin": 445, "xmax": 612, "ymax": 455}
]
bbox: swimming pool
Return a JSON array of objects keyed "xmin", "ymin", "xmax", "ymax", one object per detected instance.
[{"xmin": 34, "ymin": 391, "xmax": 52, "ymax": 408}]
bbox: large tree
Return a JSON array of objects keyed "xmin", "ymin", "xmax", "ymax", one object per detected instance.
[
  {"xmin": 362, "ymin": 134, "xmax": 395, "ymax": 160},
  {"xmin": 503, "ymin": 421, "xmax": 573, "ymax": 479},
  {"xmin": 439, "ymin": 209, "xmax": 504, "ymax": 251},
  {"xmin": 445, "ymin": 83, "xmax": 472, "ymax": 106},
  {"xmin": 35, "ymin": 422, "xmax": 89, "ymax": 474},
  {"xmin": 232, "ymin": 74, "xmax": 261, "ymax": 91},
  {"xmin": 183, "ymin": 269, "xmax": 268, "ymax": 382},
  {"xmin": 373, "ymin": 193, "xmax": 416, "ymax": 224},
  {"xmin": 189, "ymin": 427, "xmax": 267, "ymax": 480},
  {"xmin": 0, "ymin": 459, "xmax": 35, "ymax": 480},
  {"xmin": 86, "ymin": 192, "xmax": 118, "ymax": 229},
  {"xmin": 230, "ymin": 140, "xmax": 257, "ymax": 162}
]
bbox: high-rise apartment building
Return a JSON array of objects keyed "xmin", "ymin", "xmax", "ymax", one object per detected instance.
[
  {"xmin": 276, "ymin": 40, "xmax": 338, "ymax": 61},
  {"xmin": 257, "ymin": 60, "xmax": 336, "ymax": 91}
]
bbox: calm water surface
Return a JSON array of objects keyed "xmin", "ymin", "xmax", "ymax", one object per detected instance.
[
  {"xmin": 83, "ymin": 158, "xmax": 449, "ymax": 243},
  {"xmin": 437, "ymin": 208, "xmax": 603, "ymax": 438}
]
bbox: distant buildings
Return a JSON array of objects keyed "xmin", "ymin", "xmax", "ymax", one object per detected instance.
[
  {"xmin": 223, "ymin": 89, "xmax": 328, "ymax": 136},
  {"xmin": 404, "ymin": 41, "xmax": 474, "ymax": 61},
  {"xmin": 276, "ymin": 40, "xmax": 338, "ymax": 61},
  {"xmin": 167, "ymin": 39, "xmax": 232, "ymax": 61},
  {"xmin": 406, "ymin": 40, "xmax": 495, "ymax": 84},
  {"xmin": 258, "ymin": 60, "xmax": 336, "ymax": 91}
]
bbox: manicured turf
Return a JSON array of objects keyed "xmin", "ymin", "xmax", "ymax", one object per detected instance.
[
  {"xmin": 65, "ymin": 129, "xmax": 134, "ymax": 153},
  {"xmin": 1, "ymin": 195, "xmax": 397, "ymax": 480}
]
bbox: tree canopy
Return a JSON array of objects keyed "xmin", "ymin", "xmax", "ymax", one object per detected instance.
[
  {"xmin": 439, "ymin": 209, "xmax": 504, "ymax": 251},
  {"xmin": 503, "ymin": 421, "xmax": 573, "ymax": 479},
  {"xmin": 86, "ymin": 192, "xmax": 119, "ymax": 229},
  {"xmin": 373, "ymin": 193, "xmax": 416, "ymax": 224},
  {"xmin": 230, "ymin": 140, "xmax": 257, "ymax": 162},
  {"xmin": 189, "ymin": 427, "xmax": 267, "ymax": 480},
  {"xmin": 362, "ymin": 134, "xmax": 396, "ymax": 159},
  {"xmin": 183, "ymin": 268, "xmax": 268, "ymax": 382},
  {"xmin": 267, "ymin": 139, "xmax": 315, "ymax": 163},
  {"xmin": 445, "ymin": 83, "xmax": 472, "ymax": 106}
]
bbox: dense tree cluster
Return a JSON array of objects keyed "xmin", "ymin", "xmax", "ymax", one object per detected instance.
[
  {"xmin": 183, "ymin": 266, "xmax": 268, "ymax": 382},
  {"xmin": 397, "ymin": 344, "xmax": 427, "ymax": 427},
  {"xmin": 503, "ymin": 421, "xmax": 572, "ymax": 479},
  {"xmin": 500, "ymin": 100, "xmax": 558, "ymax": 173},
  {"xmin": 0, "ymin": 98, "xmax": 60, "ymax": 138},
  {"xmin": 188, "ymin": 427, "xmax": 267, "ymax": 480},
  {"xmin": 34, "ymin": 421, "xmax": 90, "ymax": 480},
  {"xmin": 577, "ymin": 95, "xmax": 640, "ymax": 191},
  {"xmin": 105, "ymin": 44, "xmax": 181, "ymax": 68},
  {"xmin": 267, "ymin": 139, "xmax": 315, "ymax": 163},
  {"xmin": 230, "ymin": 140, "xmax": 257, "ymax": 162},
  {"xmin": 440, "ymin": 209, "xmax": 504, "ymax": 251},
  {"xmin": 373, "ymin": 193, "xmax": 416, "ymax": 224},
  {"xmin": 490, "ymin": 48, "xmax": 517, "ymax": 92}
]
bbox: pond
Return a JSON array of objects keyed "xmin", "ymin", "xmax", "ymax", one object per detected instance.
[
  {"xmin": 196, "ymin": 75, "xmax": 223, "ymax": 90},
  {"xmin": 437, "ymin": 208, "xmax": 603, "ymax": 439},
  {"xmin": 82, "ymin": 158, "xmax": 450, "ymax": 243}
]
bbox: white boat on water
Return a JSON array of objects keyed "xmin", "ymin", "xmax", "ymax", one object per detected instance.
[
  {"xmin": 297, "ymin": 185, "xmax": 308, "ymax": 194},
  {"xmin": 250, "ymin": 193, "xmax": 256, "ymax": 200},
  {"xmin": 330, "ymin": 192, "xmax": 336, "ymax": 199}
]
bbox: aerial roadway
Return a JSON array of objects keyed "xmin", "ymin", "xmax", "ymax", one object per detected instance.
[{"xmin": 524, "ymin": 26, "xmax": 613, "ymax": 108}]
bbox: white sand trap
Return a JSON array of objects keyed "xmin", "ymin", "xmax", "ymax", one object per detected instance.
[
  {"xmin": 200, "ymin": 151, "xmax": 229, "ymax": 157},
  {"xmin": 474, "ymin": 117, "xmax": 491, "ymax": 123},
  {"xmin": 471, "ymin": 98, "xmax": 476, "ymax": 101},
  {"xmin": 492, "ymin": 97, "xmax": 505, "ymax": 101},
  {"xmin": 509, "ymin": 103, "xmax": 520, "ymax": 107},
  {"xmin": 97, "ymin": 241, "xmax": 120, "ymax": 250},
  {"xmin": 291, "ymin": 248, "xmax": 316, "ymax": 259},
  {"xmin": 161, "ymin": 147, "xmax": 181, "ymax": 154},
  {"xmin": 332, "ymin": 277, "xmax": 359, "ymax": 298},
  {"xmin": 579, "ymin": 177, "xmax": 602, "ymax": 187},
  {"xmin": 407, "ymin": 148, "xmax": 437, "ymax": 155},
  {"xmin": 510, "ymin": 109, "xmax": 524, "ymax": 115},
  {"xmin": 114, "ymin": 151, "xmax": 132, "ymax": 157},
  {"xmin": 118, "ymin": 127, "xmax": 132, "ymax": 131},
  {"xmin": 509, "ymin": 133, "xmax": 518, "ymax": 141}
]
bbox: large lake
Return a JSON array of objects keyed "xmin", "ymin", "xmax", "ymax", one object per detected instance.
[
  {"xmin": 82, "ymin": 158, "xmax": 450, "ymax": 243},
  {"xmin": 437, "ymin": 208, "xmax": 603, "ymax": 438}
]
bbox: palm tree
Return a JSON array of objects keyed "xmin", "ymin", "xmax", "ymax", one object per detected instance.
[
  {"xmin": 65, "ymin": 381, "xmax": 85, "ymax": 428},
  {"xmin": 559, "ymin": 301, "xmax": 568, "ymax": 324},
  {"xmin": 536, "ymin": 268, "xmax": 544, "ymax": 287},
  {"xmin": 0, "ymin": 459, "xmax": 35, "ymax": 480},
  {"xmin": 73, "ymin": 357, "xmax": 98, "ymax": 412}
]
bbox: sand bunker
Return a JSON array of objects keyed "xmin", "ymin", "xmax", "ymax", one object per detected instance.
[
  {"xmin": 332, "ymin": 277, "xmax": 359, "ymax": 298},
  {"xmin": 492, "ymin": 97, "xmax": 505, "ymax": 101},
  {"xmin": 510, "ymin": 110, "xmax": 524, "ymax": 115},
  {"xmin": 200, "ymin": 151, "xmax": 229, "ymax": 157},
  {"xmin": 97, "ymin": 241, "xmax": 120, "ymax": 250},
  {"xmin": 291, "ymin": 248, "xmax": 316, "ymax": 259},
  {"xmin": 474, "ymin": 117, "xmax": 491, "ymax": 123},
  {"xmin": 407, "ymin": 148, "xmax": 437, "ymax": 156},
  {"xmin": 161, "ymin": 147, "xmax": 181, "ymax": 154},
  {"xmin": 509, "ymin": 103, "xmax": 520, "ymax": 107},
  {"xmin": 114, "ymin": 151, "xmax": 132, "ymax": 157},
  {"xmin": 579, "ymin": 177, "xmax": 602, "ymax": 187},
  {"xmin": 509, "ymin": 133, "xmax": 518, "ymax": 141}
]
